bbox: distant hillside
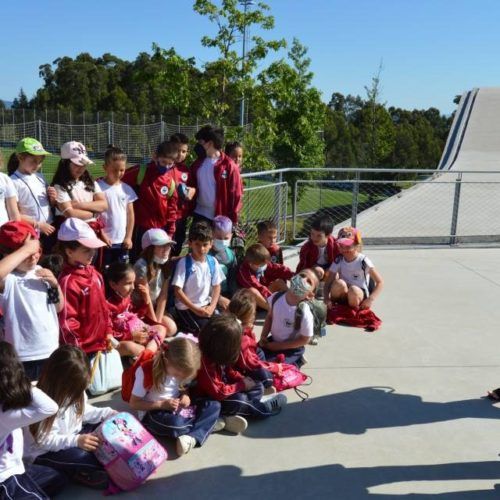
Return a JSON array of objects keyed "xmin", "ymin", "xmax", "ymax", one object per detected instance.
[{"xmin": 1, "ymin": 100, "xmax": 13, "ymax": 108}]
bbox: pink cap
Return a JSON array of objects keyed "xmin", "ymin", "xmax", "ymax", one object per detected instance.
[
  {"xmin": 57, "ymin": 218, "xmax": 105, "ymax": 248},
  {"xmin": 141, "ymin": 228, "xmax": 175, "ymax": 250},
  {"xmin": 60, "ymin": 141, "xmax": 94, "ymax": 166},
  {"xmin": 337, "ymin": 226, "xmax": 362, "ymax": 246}
]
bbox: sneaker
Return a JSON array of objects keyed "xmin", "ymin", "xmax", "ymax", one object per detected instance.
[
  {"xmin": 298, "ymin": 354, "xmax": 308, "ymax": 367},
  {"xmin": 263, "ymin": 385, "xmax": 277, "ymax": 396},
  {"xmin": 309, "ymin": 336, "xmax": 319, "ymax": 346},
  {"xmin": 262, "ymin": 393, "xmax": 287, "ymax": 414},
  {"xmin": 212, "ymin": 418, "xmax": 226, "ymax": 433},
  {"xmin": 73, "ymin": 470, "xmax": 108, "ymax": 490},
  {"xmin": 176, "ymin": 435, "xmax": 196, "ymax": 456},
  {"xmin": 223, "ymin": 415, "xmax": 248, "ymax": 434}
]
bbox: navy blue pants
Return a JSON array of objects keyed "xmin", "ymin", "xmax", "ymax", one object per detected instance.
[
  {"xmin": 0, "ymin": 463, "xmax": 67, "ymax": 499},
  {"xmin": 247, "ymin": 367, "xmax": 274, "ymax": 388},
  {"xmin": 142, "ymin": 398, "xmax": 221, "ymax": 446},
  {"xmin": 175, "ymin": 308, "xmax": 215, "ymax": 336},
  {"xmin": 34, "ymin": 424, "xmax": 104, "ymax": 481},
  {"xmin": 222, "ymin": 383, "xmax": 276, "ymax": 419},
  {"xmin": 262, "ymin": 338, "xmax": 305, "ymax": 367}
]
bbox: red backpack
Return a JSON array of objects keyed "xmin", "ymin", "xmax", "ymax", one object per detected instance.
[{"xmin": 121, "ymin": 349, "xmax": 156, "ymax": 402}]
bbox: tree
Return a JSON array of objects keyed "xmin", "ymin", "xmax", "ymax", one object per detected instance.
[{"xmin": 12, "ymin": 88, "xmax": 30, "ymax": 109}]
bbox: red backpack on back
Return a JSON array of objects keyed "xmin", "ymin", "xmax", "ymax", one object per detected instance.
[{"xmin": 121, "ymin": 349, "xmax": 156, "ymax": 402}]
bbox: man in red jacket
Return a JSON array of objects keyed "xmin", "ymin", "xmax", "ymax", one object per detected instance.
[{"xmin": 189, "ymin": 125, "xmax": 243, "ymax": 225}]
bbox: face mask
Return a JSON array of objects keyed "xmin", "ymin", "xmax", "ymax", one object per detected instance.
[
  {"xmin": 153, "ymin": 255, "xmax": 169, "ymax": 265},
  {"xmin": 194, "ymin": 143, "xmax": 206, "ymax": 159},
  {"xmin": 213, "ymin": 239, "xmax": 227, "ymax": 252},
  {"xmin": 157, "ymin": 162, "xmax": 174, "ymax": 175},
  {"xmin": 290, "ymin": 274, "xmax": 312, "ymax": 299}
]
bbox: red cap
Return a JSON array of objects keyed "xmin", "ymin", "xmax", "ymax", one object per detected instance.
[{"xmin": 0, "ymin": 221, "xmax": 39, "ymax": 250}]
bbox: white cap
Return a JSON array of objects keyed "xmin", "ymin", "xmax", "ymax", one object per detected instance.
[
  {"xmin": 60, "ymin": 141, "xmax": 94, "ymax": 166},
  {"xmin": 141, "ymin": 228, "xmax": 175, "ymax": 250},
  {"xmin": 57, "ymin": 218, "xmax": 106, "ymax": 248}
]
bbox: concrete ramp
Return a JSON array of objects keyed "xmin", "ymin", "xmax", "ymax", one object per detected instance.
[{"xmin": 339, "ymin": 88, "xmax": 500, "ymax": 244}]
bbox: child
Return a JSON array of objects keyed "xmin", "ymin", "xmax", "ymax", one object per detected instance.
[
  {"xmin": 224, "ymin": 141, "xmax": 243, "ymax": 169},
  {"xmin": 257, "ymin": 220, "xmax": 283, "ymax": 265},
  {"xmin": 105, "ymin": 261, "xmax": 167, "ymax": 357},
  {"xmin": 296, "ymin": 215, "xmax": 339, "ymax": 279},
  {"xmin": 52, "ymin": 141, "xmax": 108, "ymax": 225},
  {"xmin": 57, "ymin": 217, "xmax": 109, "ymax": 357},
  {"xmin": 133, "ymin": 228, "xmax": 177, "ymax": 336},
  {"xmin": 228, "ymin": 289, "xmax": 276, "ymax": 392},
  {"xmin": 171, "ymin": 222, "xmax": 225, "ymax": 335},
  {"xmin": 8, "ymin": 137, "xmax": 56, "ymax": 251},
  {"xmin": 0, "ymin": 341, "xmax": 67, "ymax": 499},
  {"xmin": 236, "ymin": 243, "xmax": 293, "ymax": 311},
  {"xmin": 190, "ymin": 125, "xmax": 243, "ymax": 225},
  {"xmin": 210, "ymin": 215, "xmax": 237, "ymax": 310},
  {"xmin": 129, "ymin": 337, "xmax": 221, "ymax": 456},
  {"xmin": 260, "ymin": 270, "xmax": 318, "ymax": 366},
  {"xmin": 25, "ymin": 345, "xmax": 116, "ymax": 489},
  {"xmin": 170, "ymin": 133, "xmax": 196, "ymax": 257},
  {"xmin": 97, "ymin": 145, "xmax": 137, "ymax": 267},
  {"xmin": 0, "ymin": 220, "xmax": 63, "ymax": 381},
  {"xmin": 324, "ymin": 227, "xmax": 383, "ymax": 310},
  {"xmin": 197, "ymin": 314, "xmax": 287, "ymax": 428},
  {"xmin": 122, "ymin": 141, "xmax": 178, "ymax": 258}
]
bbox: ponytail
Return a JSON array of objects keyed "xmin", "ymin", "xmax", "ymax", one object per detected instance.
[{"xmin": 7, "ymin": 153, "xmax": 19, "ymax": 176}]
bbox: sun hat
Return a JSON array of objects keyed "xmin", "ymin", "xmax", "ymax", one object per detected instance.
[
  {"xmin": 57, "ymin": 218, "xmax": 105, "ymax": 248},
  {"xmin": 15, "ymin": 137, "xmax": 51, "ymax": 156},
  {"xmin": 60, "ymin": 141, "xmax": 94, "ymax": 166},
  {"xmin": 0, "ymin": 221, "xmax": 39, "ymax": 250},
  {"xmin": 337, "ymin": 227, "xmax": 362, "ymax": 247},
  {"xmin": 141, "ymin": 228, "xmax": 175, "ymax": 250}
]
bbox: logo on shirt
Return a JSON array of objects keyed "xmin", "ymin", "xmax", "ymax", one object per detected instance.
[
  {"xmin": 284, "ymin": 319, "xmax": 294, "ymax": 328},
  {"xmin": 160, "ymin": 186, "xmax": 169, "ymax": 196},
  {"xmin": 81, "ymin": 287, "xmax": 90, "ymax": 296},
  {"xmin": 181, "ymin": 173, "xmax": 188, "ymax": 182},
  {"xmin": 221, "ymin": 170, "xmax": 228, "ymax": 179},
  {"xmin": 353, "ymin": 273, "xmax": 361, "ymax": 280}
]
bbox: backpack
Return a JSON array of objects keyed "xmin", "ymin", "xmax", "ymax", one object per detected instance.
[
  {"xmin": 135, "ymin": 163, "xmax": 176, "ymax": 197},
  {"xmin": 94, "ymin": 411, "xmax": 167, "ymax": 493},
  {"xmin": 272, "ymin": 362, "xmax": 312, "ymax": 401},
  {"xmin": 271, "ymin": 292, "xmax": 327, "ymax": 339},
  {"xmin": 333, "ymin": 255, "xmax": 375, "ymax": 294},
  {"xmin": 121, "ymin": 349, "xmax": 155, "ymax": 403},
  {"xmin": 230, "ymin": 223, "xmax": 247, "ymax": 264}
]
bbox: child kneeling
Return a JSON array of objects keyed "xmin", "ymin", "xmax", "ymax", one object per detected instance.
[{"xmin": 128, "ymin": 337, "xmax": 221, "ymax": 457}]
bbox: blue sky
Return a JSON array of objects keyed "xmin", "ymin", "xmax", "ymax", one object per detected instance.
[{"xmin": 1, "ymin": 0, "xmax": 499, "ymax": 115}]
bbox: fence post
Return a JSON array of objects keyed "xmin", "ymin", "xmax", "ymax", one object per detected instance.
[
  {"xmin": 69, "ymin": 110, "xmax": 72, "ymax": 139},
  {"xmin": 160, "ymin": 115, "xmax": 165, "ymax": 141},
  {"xmin": 111, "ymin": 112, "xmax": 114, "ymax": 146},
  {"xmin": 107, "ymin": 121, "xmax": 112, "ymax": 146},
  {"xmin": 449, "ymin": 172, "xmax": 463, "ymax": 245},
  {"xmin": 276, "ymin": 172, "xmax": 283, "ymax": 242},
  {"xmin": 126, "ymin": 113, "xmax": 130, "ymax": 156},
  {"xmin": 96, "ymin": 112, "xmax": 100, "ymax": 152},
  {"xmin": 1, "ymin": 108, "xmax": 4, "ymax": 143},
  {"xmin": 83, "ymin": 111, "xmax": 86, "ymax": 146},
  {"xmin": 351, "ymin": 170, "xmax": 360, "ymax": 227},
  {"xmin": 292, "ymin": 181, "xmax": 299, "ymax": 240},
  {"xmin": 178, "ymin": 115, "xmax": 181, "ymax": 132},
  {"xmin": 22, "ymin": 108, "xmax": 26, "ymax": 137},
  {"xmin": 37, "ymin": 119, "xmax": 42, "ymax": 141}
]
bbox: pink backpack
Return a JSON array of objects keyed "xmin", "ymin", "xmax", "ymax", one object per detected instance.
[
  {"xmin": 272, "ymin": 362, "xmax": 312, "ymax": 401},
  {"xmin": 94, "ymin": 412, "xmax": 167, "ymax": 493}
]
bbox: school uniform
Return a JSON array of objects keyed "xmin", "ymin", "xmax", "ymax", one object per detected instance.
[
  {"xmin": 54, "ymin": 180, "xmax": 102, "ymax": 223},
  {"xmin": 236, "ymin": 261, "xmax": 294, "ymax": 299},
  {"xmin": 0, "ymin": 173, "xmax": 17, "ymax": 226},
  {"xmin": 296, "ymin": 235, "xmax": 339, "ymax": 273},
  {"xmin": 171, "ymin": 162, "xmax": 194, "ymax": 256}
]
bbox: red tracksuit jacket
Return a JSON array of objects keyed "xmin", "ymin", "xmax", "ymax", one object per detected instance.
[
  {"xmin": 196, "ymin": 356, "xmax": 246, "ymax": 401},
  {"xmin": 237, "ymin": 261, "xmax": 294, "ymax": 299},
  {"xmin": 189, "ymin": 152, "xmax": 243, "ymax": 223},
  {"xmin": 58, "ymin": 263, "xmax": 109, "ymax": 354},
  {"xmin": 267, "ymin": 244, "xmax": 284, "ymax": 265},
  {"xmin": 296, "ymin": 235, "xmax": 339, "ymax": 273},
  {"xmin": 122, "ymin": 161, "xmax": 178, "ymax": 235},
  {"xmin": 235, "ymin": 326, "xmax": 281, "ymax": 375}
]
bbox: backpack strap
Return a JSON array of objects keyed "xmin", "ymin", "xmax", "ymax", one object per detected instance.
[
  {"xmin": 184, "ymin": 254, "xmax": 194, "ymax": 284},
  {"xmin": 166, "ymin": 178, "xmax": 176, "ymax": 198},
  {"xmin": 271, "ymin": 290, "xmax": 286, "ymax": 309},
  {"xmin": 294, "ymin": 301, "xmax": 309, "ymax": 332},
  {"xmin": 206, "ymin": 254, "xmax": 216, "ymax": 280},
  {"xmin": 136, "ymin": 163, "xmax": 148, "ymax": 188}
]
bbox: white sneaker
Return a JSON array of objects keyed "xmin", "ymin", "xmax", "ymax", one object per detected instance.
[
  {"xmin": 212, "ymin": 418, "xmax": 226, "ymax": 433},
  {"xmin": 223, "ymin": 415, "xmax": 248, "ymax": 434},
  {"xmin": 176, "ymin": 435, "xmax": 196, "ymax": 456},
  {"xmin": 262, "ymin": 393, "xmax": 287, "ymax": 414},
  {"xmin": 309, "ymin": 336, "xmax": 319, "ymax": 346}
]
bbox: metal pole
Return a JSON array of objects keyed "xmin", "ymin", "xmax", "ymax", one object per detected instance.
[
  {"xmin": 57, "ymin": 109, "xmax": 60, "ymax": 146},
  {"xmin": 239, "ymin": 1, "xmax": 252, "ymax": 128},
  {"xmin": 97, "ymin": 111, "xmax": 100, "ymax": 152},
  {"xmin": 177, "ymin": 115, "xmax": 181, "ymax": 133},
  {"xmin": 23, "ymin": 108, "xmax": 26, "ymax": 136},
  {"xmin": 127, "ymin": 113, "xmax": 130, "ymax": 156},
  {"xmin": 351, "ymin": 170, "xmax": 360, "ymax": 227},
  {"xmin": 45, "ymin": 108, "xmax": 48, "ymax": 147},
  {"xmin": 293, "ymin": 181, "xmax": 298, "ymax": 240},
  {"xmin": 450, "ymin": 172, "xmax": 463, "ymax": 245},
  {"xmin": 111, "ymin": 112, "xmax": 114, "ymax": 145},
  {"xmin": 69, "ymin": 110, "xmax": 72, "ymax": 139},
  {"xmin": 1, "ymin": 108, "xmax": 4, "ymax": 143},
  {"xmin": 277, "ymin": 172, "xmax": 283, "ymax": 242},
  {"xmin": 83, "ymin": 111, "xmax": 86, "ymax": 146},
  {"xmin": 160, "ymin": 114, "xmax": 164, "ymax": 141}
]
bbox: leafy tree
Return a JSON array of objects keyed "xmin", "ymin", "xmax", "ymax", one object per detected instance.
[{"xmin": 12, "ymin": 88, "xmax": 30, "ymax": 109}]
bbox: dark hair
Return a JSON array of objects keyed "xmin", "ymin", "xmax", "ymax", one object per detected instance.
[
  {"xmin": 104, "ymin": 144, "xmax": 127, "ymax": 164},
  {"xmin": 228, "ymin": 289, "xmax": 256, "ymax": 325},
  {"xmin": 104, "ymin": 261, "xmax": 134, "ymax": 296},
  {"xmin": 51, "ymin": 158, "xmax": 95, "ymax": 194},
  {"xmin": 188, "ymin": 221, "xmax": 213, "ymax": 243},
  {"xmin": 7, "ymin": 152, "xmax": 20, "ymax": 175},
  {"xmin": 0, "ymin": 341, "xmax": 32, "ymax": 411},
  {"xmin": 198, "ymin": 314, "xmax": 242, "ymax": 365},
  {"xmin": 155, "ymin": 141, "xmax": 179, "ymax": 159},
  {"xmin": 257, "ymin": 220, "xmax": 277, "ymax": 235},
  {"xmin": 195, "ymin": 125, "xmax": 224, "ymax": 151},
  {"xmin": 39, "ymin": 253, "xmax": 64, "ymax": 278},
  {"xmin": 54, "ymin": 240, "xmax": 85, "ymax": 262},
  {"xmin": 169, "ymin": 133, "xmax": 189, "ymax": 145},
  {"xmin": 311, "ymin": 215, "xmax": 334, "ymax": 236},
  {"xmin": 245, "ymin": 243, "xmax": 271, "ymax": 265},
  {"xmin": 224, "ymin": 141, "xmax": 242, "ymax": 156},
  {"xmin": 30, "ymin": 345, "xmax": 90, "ymax": 443}
]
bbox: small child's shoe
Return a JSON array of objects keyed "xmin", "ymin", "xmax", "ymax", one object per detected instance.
[
  {"xmin": 263, "ymin": 393, "xmax": 287, "ymax": 414},
  {"xmin": 176, "ymin": 435, "xmax": 196, "ymax": 456},
  {"xmin": 223, "ymin": 415, "xmax": 248, "ymax": 434},
  {"xmin": 212, "ymin": 418, "xmax": 226, "ymax": 433},
  {"xmin": 298, "ymin": 354, "xmax": 308, "ymax": 367},
  {"xmin": 263, "ymin": 385, "xmax": 277, "ymax": 396},
  {"xmin": 309, "ymin": 336, "xmax": 319, "ymax": 346}
]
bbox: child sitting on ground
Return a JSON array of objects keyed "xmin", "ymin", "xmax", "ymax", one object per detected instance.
[
  {"xmin": 228, "ymin": 289, "xmax": 276, "ymax": 393},
  {"xmin": 210, "ymin": 215, "xmax": 237, "ymax": 310},
  {"xmin": 25, "ymin": 345, "xmax": 116, "ymax": 490},
  {"xmin": 196, "ymin": 315, "xmax": 287, "ymax": 432},
  {"xmin": 259, "ymin": 270, "xmax": 318, "ymax": 367},
  {"xmin": 128, "ymin": 337, "xmax": 221, "ymax": 457},
  {"xmin": 171, "ymin": 222, "xmax": 225, "ymax": 335},
  {"xmin": 257, "ymin": 220, "xmax": 283, "ymax": 265},
  {"xmin": 105, "ymin": 262, "xmax": 166, "ymax": 357},
  {"xmin": 236, "ymin": 243, "xmax": 293, "ymax": 311},
  {"xmin": 0, "ymin": 221, "xmax": 63, "ymax": 381},
  {"xmin": 296, "ymin": 215, "xmax": 339, "ymax": 280},
  {"xmin": 324, "ymin": 227, "xmax": 383, "ymax": 310}
]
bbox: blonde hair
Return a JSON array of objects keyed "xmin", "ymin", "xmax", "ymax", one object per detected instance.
[{"xmin": 152, "ymin": 338, "xmax": 200, "ymax": 390}]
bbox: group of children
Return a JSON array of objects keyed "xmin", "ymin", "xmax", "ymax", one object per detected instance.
[{"xmin": 0, "ymin": 131, "xmax": 383, "ymax": 498}]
